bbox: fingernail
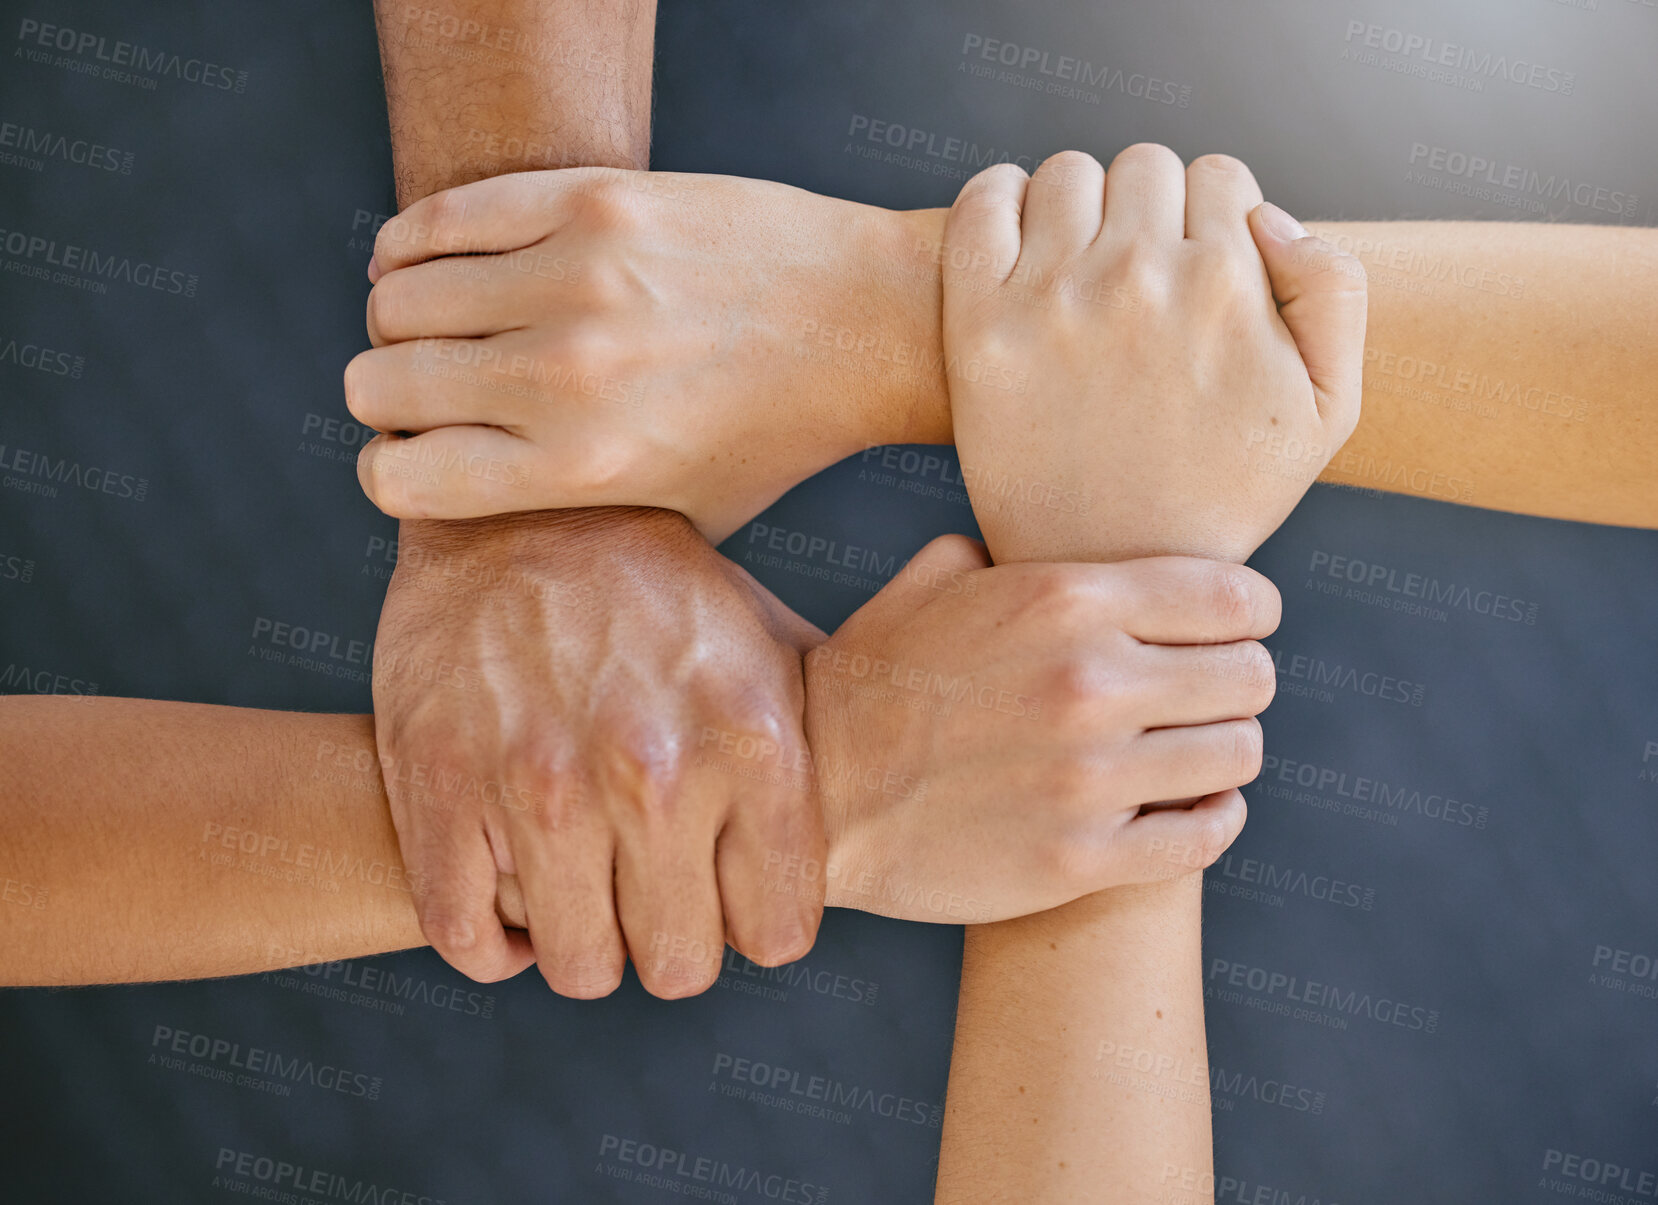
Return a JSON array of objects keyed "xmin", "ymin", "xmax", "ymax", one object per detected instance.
[
  {"xmin": 366, "ymin": 254, "xmax": 380, "ymax": 283},
  {"xmin": 1257, "ymin": 202, "xmax": 1307, "ymax": 242}
]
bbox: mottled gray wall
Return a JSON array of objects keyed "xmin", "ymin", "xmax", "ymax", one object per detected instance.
[{"xmin": 1, "ymin": 1, "xmax": 1654, "ymax": 1201}]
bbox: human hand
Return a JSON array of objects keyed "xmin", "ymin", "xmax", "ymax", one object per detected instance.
[
  {"xmin": 940, "ymin": 146, "xmax": 1367, "ymax": 565},
  {"xmin": 795, "ymin": 536, "xmax": 1280, "ymax": 923},
  {"xmin": 372, "ymin": 507, "xmax": 827, "ymax": 998},
  {"xmin": 344, "ymin": 169, "xmax": 951, "ymax": 541}
]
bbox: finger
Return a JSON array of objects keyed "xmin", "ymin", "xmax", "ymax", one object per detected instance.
[
  {"xmin": 373, "ymin": 171, "xmax": 585, "ymax": 274},
  {"xmin": 515, "ymin": 795, "xmax": 628, "ymax": 998},
  {"xmin": 366, "ymin": 254, "xmax": 539, "ymax": 346},
  {"xmin": 344, "ymin": 341, "xmax": 527, "ymax": 435},
  {"xmin": 1131, "ymin": 639, "xmax": 1277, "ymax": 729},
  {"xmin": 399, "ymin": 815, "xmax": 537, "ymax": 982},
  {"xmin": 1097, "ymin": 143, "xmax": 1187, "ymax": 252},
  {"xmin": 614, "ymin": 808, "xmax": 727, "ymax": 1000},
  {"xmin": 716, "ymin": 782, "xmax": 825, "ymax": 969},
  {"xmin": 942, "ymin": 162, "xmax": 1030, "ymax": 292},
  {"xmin": 1117, "ymin": 789, "xmax": 1248, "ymax": 879},
  {"xmin": 865, "ymin": 533, "xmax": 991, "ymax": 620},
  {"xmin": 1103, "ymin": 558, "xmax": 1282, "ymax": 644},
  {"xmin": 1124, "ymin": 718, "xmax": 1265, "ymax": 802},
  {"xmin": 1183, "ymin": 154, "xmax": 1265, "ymax": 248},
  {"xmin": 1249, "ymin": 202, "xmax": 1369, "ymax": 436},
  {"xmin": 1017, "ymin": 150, "xmax": 1105, "ymax": 269},
  {"xmin": 356, "ymin": 427, "xmax": 538, "ymax": 520}
]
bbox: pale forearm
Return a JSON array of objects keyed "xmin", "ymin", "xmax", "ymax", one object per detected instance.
[
  {"xmin": 1313, "ymin": 220, "xmax": 1657, "ymax": 527},
  {"xmin": 0, "ymin": 696, "xmax": 524, "ymax": 987},
  {"xmin": 937, "ymin": 879, "xmax": 1210, "ymax": 1204},
  {"xmin": 893, "ymin": 209, "xmax": 1655, "ymax": 526}
]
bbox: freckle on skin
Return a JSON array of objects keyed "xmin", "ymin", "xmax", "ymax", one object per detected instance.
[{"xmin": 1156, "ymin": 1009, "xmax": 1163, "ymax": 1018}]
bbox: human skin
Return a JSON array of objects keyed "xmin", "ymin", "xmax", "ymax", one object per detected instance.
[
  {"xmin": 934, "ymin": 148, "xmax": 1369, "ymax": 1203},
  {"xmin": 0, "ymin": 548, "xmax": 1277, "ymax": 986},
  {"xmin": 940, "ymin": 147, "xmax": 1366, "ymax": 564},
  {"xmin": 369, "ymin": 0, "xmax": 839, "ymax": 1001},
  {"xmin": 350, "ymin": 172, "xmax": 1656, "ymax": 532}
]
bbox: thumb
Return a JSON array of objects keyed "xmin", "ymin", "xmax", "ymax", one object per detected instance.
[
  {"xmin": 942, "ymin": 163, "xmax": 1030, "ymax": 296},
  {"xmin": 860, "ymin": 533, "xmax": 992, "ymax": 624},
  {"xmin": 1248, "ymin": 202, "xmax": 1368, "ymax": 440}
]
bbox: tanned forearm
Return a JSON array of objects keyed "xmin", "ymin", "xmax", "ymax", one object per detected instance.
[
  {"xmin": 374, "ymin": 0, "xmax": 655, "ymax": 204},
  {"xmin": 0, "ymin": 696, "xmax": 526, "ymax": 987},
  {"xmin": 372, "ymin": 0, "xmax": 667, "ymax": 667},
  {"xmin": 894, "ymin": 211, "xmax": 1655, "ymax": 528}
]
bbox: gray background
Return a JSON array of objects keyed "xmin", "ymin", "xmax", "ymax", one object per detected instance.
[{"xmin": 1, "ymin": 0, "xmax": 1655, "ymax": 1201}]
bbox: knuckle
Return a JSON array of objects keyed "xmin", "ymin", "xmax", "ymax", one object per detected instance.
[
  {"xmin": 544, "ymin": 953, "xmax": 624, "ymax": 999},
  {"xmin": 1045, "ymin": 653, "xmax": 1110, "ymax": 716},
  {"xmin": 1114, "ymin": 141, "xmax": 1181, "ymax": 172},
  {"xmin": 639, "ymin": 951, "xmax": 721, "ymax": 1000},
  {"xmin": 1039, "ymin": 149, "xmax": 1102, "ymax": 188},
  {"xmin": 1194, "ymin": 245, "xmax": 1261, "ymax": 300},
  {"xmin": 548, "ymin": 317, "xmax": 620, "ymax": 379},
  {"xmin": 1240, "ymin": 643, "xmax": 1279, "ymax": 710},
  {"xmin": 1204, "ymin": 563, "xmax": 1260, "ymax": 634},
  {"xmin": 739, "ymin": 927, "xmax": 814, "ymax": 970},
  {"xmin": 420, "ymin": 188, "xmax": 474, "ymax": 254},
  {"xmin": 596, "ymin": 727, "xmax": 684, "ymax": 824},
  {"xmin": 1042, "ymin": 822, "xmax": 1104, "ymax": 893},
  {"xmin": 1115, "ymin": 242, "xmax": 1171, "ymax": 302},
  {"xmin": 572, "ymin": 175, "xmax": 644, "ymax": 237},
  {"xmin": 419, "ymin": 910, "xmax": 483, "ymax": 959},
  {"xmin": 1024, "ymin": 564, "xmax": 1091, "ymax": 624},
  {"xmin": 342, "ymin": 354, "xmax": 376, "ymax": 421},
  {"xmin": 1189, "ymin": 152, "xmax": 1252, "ymax": 180},
  {"xmin": 1226, "ymin": 719, "xmax": 1266, "ymax": 783},
  {"xmin": 366, "ymin": 274, "xmax": 410, "ymax": 338},
  {"xmin": 1187, "ymin": 809, "xmax": 1235, "ymax": 870},
  {"xmin": 357, "ymin": 447, "xmax": 414, "ymax": 517}
]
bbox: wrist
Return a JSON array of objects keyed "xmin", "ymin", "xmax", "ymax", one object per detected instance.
[{"xmin": 842, "ymin": 205, "xmax": 953, "ymax": 449}]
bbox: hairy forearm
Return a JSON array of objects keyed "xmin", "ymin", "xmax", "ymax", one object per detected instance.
[
  {"xmin": 0, "ymin": 696, "xmax": 527, "ymax": 987},
  {"xmin": 374, "ymin": 0, "xmax": 665, "ymax": 582},
  {"xmin": 892, "ymin": 210, "xmax": 1655, "ymax": 526},
  {"xmin": 373, "ymin": 0, "xmax": 655, "ymax": 203}
]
